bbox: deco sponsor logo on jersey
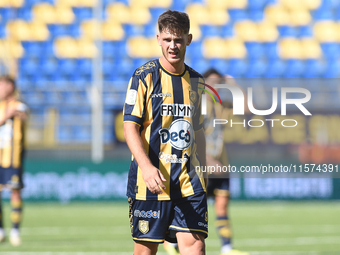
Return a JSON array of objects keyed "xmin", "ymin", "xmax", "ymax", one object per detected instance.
[
  {"xmin": 134, "ymin": 210, "xmax": 160, "ymax": 219},
  {"xmin": 161, "ymin": 104, "xmax": 195, "ymax": 117},
  {"xmin": 159, "ymin": 152, "xmax": 189, "ymax": 163},
  {"xmin": 159, "ymin": 119, "xmax": 193, "ymax": 150}
]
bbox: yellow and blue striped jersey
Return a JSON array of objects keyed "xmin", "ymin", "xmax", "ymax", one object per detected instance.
[
  {"xmin": 0, "ymin": 100, "xmax": 27, "ymax": 169},
  {"xmin": 123, "ymin": 59, "xmax": 206, "ymax": 201}
]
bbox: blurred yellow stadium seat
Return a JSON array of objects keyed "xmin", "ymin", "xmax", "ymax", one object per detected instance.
[
  {"xmin": 314, "ymin": 21, "xmax": 340, "ymax": 42},
  {"xmin": 106, "ymin": 3, "xmax": 131, "ymax": 24},
  {"xmin": 30, "ymin": 22, "xmax": 50, "ymax": 41},
  {"xmin": 130, "ymin": 7, "xmax": 151, "ymax": 25},
  {"xmin": 300, "ymin": 39, "xmax": 322, "ymax": 59},
  {"xmin": 290, "ymin": 9, "xmax": 312, "ymax": 26},
  {"xmin": 280, "ymin": 0, "xmax": 306, "ymax": 10},
  {"xmin": 56, "ymin": 0, "xmax": 97, "ymax": 7},
  {"xmin": 203, "ymin": 37, "xmax": 227, "ymax": 58},
  {"xmin": 127, "ymin": 36, "xmax": 152, "ymax": 58},
  {"xmin": 55, "ymin": 0, "xmax": 79, "ymax": 7},
  {"xmin": 6, "ymin": 20, "xmax": 31, "ymax": 41},
  {"xmin": 102, "ymin": 22, "xmax": 125, "ymax": 41},
  {"xmin": 0, "ymin": 0, "xmax": 23, "ymax": 8},
  {"xmin": 54, "ymin": 37, "xmax": 79, "ymax": 58},
  {"xmin": 150, "ymin": 0, "xmax": 172, "ymax": 8},
  {"xmin": 226, "ymin": 0, "xmax": 247, "ymax": 9},
  {"xmin": 279, "ymin": 38, "xmax": 302, "ymax": 59},
  {"xmin": 225, "ymin": 38, "xmax": 247, "ymax": 58},
  {"xmin": 0, "ymin": 39, "xmax": 24, "ymax": 58},
  {"xmin": 206, "ymin": 0, "xmax": 229, "ymax": 10},
  {"xmin": 78, "ymin": 38, "xmax": 97, "ymax": 58},
  {"xmin": 302, "ymin": 0, "xmax": 321, "ymax": 10},
  {"xmin": 279, "ymin": 0, "xmax": 321, "ymax": 10},
  {"xmin": 78, "ymin": 0, "xmax": 97, "ymax": 7},
  {"xmin": 0, "ymin": 0, "xmax": 10, "ymax": 7},
  {"xmin": 190, "ymin": 23, "xmax": 202, "ymax": 41},
  {"xmin": 129, "ymin": 0, "xmax": 154, "ymax": 8},
  {"xmin": 265, "ymin": 4, "xmax": 291, "ymax": 25},
  {"xmin": 186, "ymin": 4, "xmax": 210, "ymax": 25},
  {"xmin": 55, "ymin": 6, "xmax": 75, "ymax": 24},
  {"xmin": 9, "ymin": 0, "xmax": 23, "ymax": 8},
  {"xmin": 258, "ymin": 21, "xmax": 279, "ymax": 42},
  {"xmin": 81, "ymin": 20, "xmax": 101, "ymax": 40},
  {"xmin": 32, "ymin": 3, "xmax": 57, "ymax": 24},
  {"xmin": 208, "ymin": 8, "xmax": 229, "ymax": 26},
  {"xmin": 81, "ymin": 20, "xmax": 126, "ymax": 41},
  {"xmin": 234, "ymin": 21, "xmax": 259, "ymax": 42}
]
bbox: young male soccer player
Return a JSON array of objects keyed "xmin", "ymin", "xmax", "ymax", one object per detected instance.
[
  {"xmin": 0, "ymin": 75, "xmax": 28, "ymax": 246},
  {"xmin": 204, "ymin": 69, "xmax": 249, "ymax": 255},
  {"xmin": 123, "ymin": 10, "xmax": 208, "ymax": 255}
]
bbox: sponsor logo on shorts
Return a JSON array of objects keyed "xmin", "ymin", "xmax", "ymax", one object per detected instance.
[
  {"xmin": 139, "ymin": 220, "xmax": 149, "ymax": 234},
  {"xmin": 159, "ymin": 119, "xmax": 193, "ymax": 150},
  {"xmin": 161, "ymin": 104, "xmax": 194, "ymax": 117},
  {"xmin": 198, "ymin": 222, "xmax": 208, "ymax": 228},
  {"xmin": 159, "ymin": 152, "xmax": 189, "ymax": 163},
  {"xmin": 134, "ymin": 210, "xmax": 160, "ymax": 219}
]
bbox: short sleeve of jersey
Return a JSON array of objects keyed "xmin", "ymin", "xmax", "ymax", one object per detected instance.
[
  {"xmin": 193, "ymin": 78, "xmax": 205, "ymax": 132},
  {"xmin": 16, "ymin": 102, "xmax": 29, "ymax": 113},
  {"xmin": 123, "ymin": 75, "xmax": 147, "ymax": 126}
]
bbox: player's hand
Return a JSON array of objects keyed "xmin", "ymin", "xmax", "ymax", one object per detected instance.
[
  {"xmin": 207, "ymin": 155, "xmax": 224, "ymax": 175},
  {"xmin": 141, "ymin": 166, "xmax": 166, "ymax": 194},
  {"xmin": 14, "ymin": 111, "xmax": 27, "ymax": 121},
  {"xmin": 6, "ymin": 107, "xmax": 17, "ymax": 119}
]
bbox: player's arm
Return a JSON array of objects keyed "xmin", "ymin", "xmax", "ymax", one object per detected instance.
[
  {"xmin": 124, "ymin": 122, "xmax": 166, "ymax": 194},
  {"xmin": 195, "ymin": 128, "xmax": 208, "ymax": 188},
  {"xmin": 206, "ymin": 154, "xmax": 222, "ymax": 168},
  {"xmin": 0, "ymin": 103, "xmax": 27, "ymax": 126}
]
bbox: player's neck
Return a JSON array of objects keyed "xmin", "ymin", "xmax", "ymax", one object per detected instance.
[
  {"xmin": 160, "ymin": 57, "xmax": 185, "ymax": 75},
  {"xmin": 4, "ymin": 94, "xmax": 15, "ymax": 102}
]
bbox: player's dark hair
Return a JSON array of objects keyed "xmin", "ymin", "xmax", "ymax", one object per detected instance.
[
  {"xmin": 0, "ymin": 75, "xmax": 16, "ymax": 89},
  {"xmin": 203, "ymin": 68, "xmax": 222, "ymax": 79},
  {"xmin": 158, "ymin": 10, "xmax": 190, "ymax": 35}
]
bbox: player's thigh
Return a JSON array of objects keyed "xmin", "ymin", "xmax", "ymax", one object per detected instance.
[
  {"xmin": 134, "ymin": 241, "xmax": 159, "ymax": 255},
  {"xmin": 215, "ymin": 194, "xmax": 229, "ymax": 216},
  {"xmin": 11, "ymin": 188, "xmax": 21, "ymax": 201},
  {"xmin": 213, "ymin": 178, "xmax": 230, "ymax": 216},
  {"xmin": 176, "ymin": 231, "xmax": 205, "ymax": 255},
  {"xmin": 169, "ymin": 192, "xmax": 208, "ymax": 241}
]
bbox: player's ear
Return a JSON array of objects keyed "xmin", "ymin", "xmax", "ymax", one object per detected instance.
[
  {"xmin": 187, "ymin": 34, "xmax": 193, "ymax": 46},
  {"xmin": 157, "ymin": 34, "xmax": 161, "ymax": 46}
]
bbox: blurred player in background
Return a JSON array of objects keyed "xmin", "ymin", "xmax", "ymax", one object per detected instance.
[
  {"xmin": 203, "ymin": 69, "xmax": 249, "ymax": 255},
  {"xmin": 0, "ymin": 75, "xmax": 28, "ymax": 246},
  {"xmin": 124, "ymin": 10, "xmax": 208, "ymax": 255}
]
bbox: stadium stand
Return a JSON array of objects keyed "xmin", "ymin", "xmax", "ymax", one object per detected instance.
[{"xmin": 0, "ymin": 0, "xmax": 340, "ymax": 145}]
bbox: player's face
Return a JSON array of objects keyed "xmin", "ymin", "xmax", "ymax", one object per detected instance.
[
  {"xmin": 205, "ymin": 73, "xmax": 223, "ymax": 92},
  {"xmin": 157, "ymin": 30, "xmax": 192, "ymax": 66},
  {"xmin": 206, "ymin": 73, "xmax": 222, "ymax": 85},
  {"xmin": 0, "ymin": 81, "xmax": 14, "ymax": 100}
]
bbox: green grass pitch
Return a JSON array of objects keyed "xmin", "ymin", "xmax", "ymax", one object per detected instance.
[{"xmin": 0, "ymin": 201, "xmax": 339, "ymax": 254}]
